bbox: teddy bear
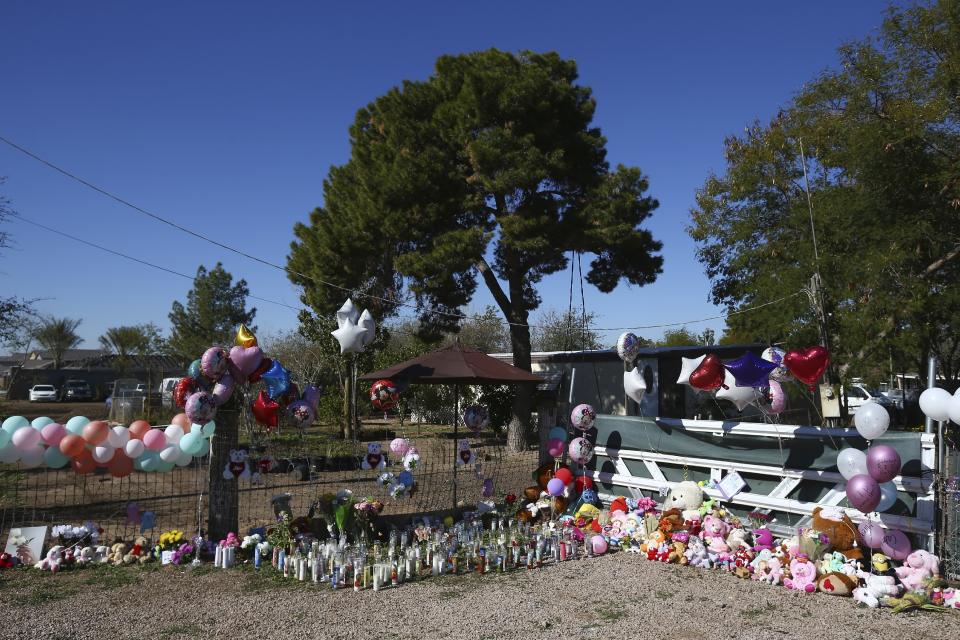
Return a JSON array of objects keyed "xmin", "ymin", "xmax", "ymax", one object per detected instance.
[
  {"xmin": 664, "ymin": 480, "xmax": 704, "ymax": 523},
  {"xmin": 123, "ymin": 536, "xmax": 151, "ymax": 565},
  {"xmin": 894, "ymin": 549, "xmax": 939, "ymax": 592},
  {"xmin": 94, "ymin": 545, "xmax": 110, "ymax": 563},
  {"xmin": 223, "ymin": 448, "xmax": 251, "ymax": 480},
  {"xmin": 109, "ymin": 542, "xmax": 128, "ymax": 566},
  {"xmin": 783, "ymin": 554, "xmax": 818, "ymax": 593},
  {"xmin": 75, "ymin": 546, "xmax": 95, "ymax": 566},
  {"xmin": 810, "ymin": 506, "xmax": 863, "ymax": 561},
  {"xmin": 854, "ymin": 570, "xmax": 900, "ymax": 608},
  {"xmin": 361, "ymin": 442, "xmax": 386, "ymax": 470},
  {"xmin": 732, "ymin": 547, "xmax": 754, "ymax": 578},
  {"xmin": 701, "ymin": 514, "xmax": 729, "ymax": 546},
  {"xmin": 817, "ymin": 570, "xmax": 858, "ymax": 597},
  {"xmin": 726, "ymin": 527, "xmax": 750, "ymax": 552},
  {"xmin": 35, "ymin": 545, "xmax": 64, "ymax": 572},
  {"xmin": 657, "ymin": 508, "xmax": 685, "ymax": 535},
  {"xmin": 752, "ymin": 553, "xmax": 784, "ymax": 585},
  {"xmin": 455, "ymin": 439, "xmax": 475, "ymax": 467},
  {"xmin": 668, "ymin": 533, "xmax": 689, "ymax": 565},
  {"xmin": 684, "ymin": 536, "xmax": 712, "ymax": 569}
]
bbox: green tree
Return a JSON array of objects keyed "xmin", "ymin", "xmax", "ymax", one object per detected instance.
[
  {"xmin": 455, "ymin": 306, "xmax": 510, "ymax": 353},
  {"xmin": 688, "ymin": 1, "xmax": 960, "ymax": 386},
  {"xmin": 657, "ymin": 327, "xmax": 714, "ymax": 348},
  {"xmin": 288, "ymin": 50, "xmax": 663, "ymax": 449},
  {"xmin": 98, "ymin": 323, "xmax": 164, "ymax": 373},
  {"xmin": 167, "ymin": 263, "xmax": 257, "ymax": 360},
  {"xmin": 531, "ymin": 307, "xmax": 602, "ymax": 352},
  {"xmin": 32, "ymin": 317, "xmax": 83, "ymax": 370}
]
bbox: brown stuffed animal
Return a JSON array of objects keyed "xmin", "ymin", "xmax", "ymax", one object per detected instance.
[
  {"xmin": 658, "ymin": 508, "xmax": 684, "ymax": 535},
  {"xmin": 109, "ymin": 542, "xmax": 127, "ymax": 566},
  {"xmin": 811, "ymin": 506, "xmax": 863, "ymax": 561}
]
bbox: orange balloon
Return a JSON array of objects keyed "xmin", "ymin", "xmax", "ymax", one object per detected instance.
[
  {"xmin": 171, "ymin": 413, "xmax": 191, "ymax": 430},
  {"xmin": 72, "ymin": 449, "xmax": 96, "ymax": 475},
  {"xmin": 83, "ymin": 420, "xmax": 109, "ymax": 445},
  {"xmin": 128, "ymin": 420, "xmax": 151, "ymax": 440},
  {"xmin": 109, "ymin": 452, "xmax": 133, "ymax": 478},
  {"xmin": 59, "ymin": 434, "xmax": 86, "ymax": 458}
]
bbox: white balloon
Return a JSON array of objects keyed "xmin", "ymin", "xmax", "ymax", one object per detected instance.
[
  {"xmin": 331, "ymin": 320, "xmax": 367, "ymax": 354},
  {"xmin": 19, "ymin": 445, "xmax": 45, "ymax": 468},
  {"xmin": 948, "ymin": 394, "xmax": 960, "ymax": 426},
  {"xmin": 125, "ymin": 438, "xmax": 145, "ymax": 458},
  {"xmin": 107, "ymin": 426, "xmax": 130, "ymax": 449},
  {"xmin": 164, "ymin": 424, "xmax": 185, "ymax": 444},
  {"xmin": 358, "ymin": 309, "xmax": 377, "ymax": 347},
  {"xmin": 876, "ymin": 480, "xmax": 898, "ymax": 512},
  {"xmin": 920, "ymin": 387, "xmax": 952, "ymax": 422},
  {"xmin": 92, "ymin": 445, "xmax": 115, "ymax": 464},
  {"xmin": 854, "ymin": 402, "xmax": 890, "ymax": 440},
  {"xmin": 159, "ymin": 444, "xmax": 180, "ymax": 463},
  {"xmin": 716, "ymin": 370, "xmax": 761, "ymax": 411},
  {"xmin": 174, "ymin": 448, "xmax": 193, "ymax": 467},
  {"xmin": 624, "ymin": 367, "xmax": 647, "ymax": 404},
  {"xmin": 676, "ymin": 355, "xmax": 706, "ymax": 386},
  {"xmin": 335, "ymin": 298, "xmax": 360, "ymax": 330},
  {"xmin": 837, "ymin": 447, "xmax": 868, "ymax": 480}
]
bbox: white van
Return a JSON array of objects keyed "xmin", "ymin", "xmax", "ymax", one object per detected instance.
[{"xmin": 160, "ymin": 378, "xmax": 180, "ymax": 408}]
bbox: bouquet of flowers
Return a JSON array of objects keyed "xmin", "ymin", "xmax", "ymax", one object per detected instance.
[
  {"xmin": 796, "ymin": 526, "xmax": 830, "ymax": 559},
  {"xmin": 157, "ymin": 529, "xmax": 186, "ymax": 550},
  {"xmin": 52, "ymin": 522, "xmax": 102, "ymax": 547},
  {"xmin": 267, "ymin": 513, "xmax": 293, "ymax": 553},
  {"xmin": 354, "ymin": 497, "xmax": 384, "ymax": 540},
  {"xmin": 170, "ymin": 542, "xmax": 195, "ymax": 565},
  {"xmin": 240, "ymin": 533, "xmax": 271, "ymax": 559}
]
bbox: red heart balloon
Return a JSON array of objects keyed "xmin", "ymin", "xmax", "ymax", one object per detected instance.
[
  {"xmin": 689, "ymin": 354, "xmax": 726, "ymax": 391},
  {"xmin": 173, "ymin": 377, "xmax": 198, "ymax": 408},
  {"xmin": 248, "ymin": 357, "xmax": 273, "ymax": 384},
  {"xmin": 783, "ymin": 346, "xmax": 830, "ymax": 387},
  {"xmin": 252, "ymin": 390, "xmax": 279, "ymax": 430}
]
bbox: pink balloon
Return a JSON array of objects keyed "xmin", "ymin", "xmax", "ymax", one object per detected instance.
[
  {"xmin": 143, "ymin": 429, "xmax": 167, "ymax": 452},
  {"xmin": 845, "ymin": 474, "xmax": 881, "ymax": 513},
  {"xmin": 546, "ymin": 438, "xmax": 565, "ymax": 458},
  {"xmin": 866, "ymin": 445, "xmax": 901, "ymax": 483},
  {"xmin": 591, "ymin": 535, "xmax": 608, "ymax": 555},
  {"xmin": 880, "ymin": 529, "xmax": 911, "ymax": 561},
  {"xmin": 858, "ymin": 521, "xmax": 885, "ymax": 549},
  {"xmin": 40, "ymin": 422, "xmax": 67, "ymax": 446},
  {"xmin": 389, "ymin": 438, "xmax": 410, "ymax": 456},
  {"xmin": 12, "ymin": 427, "xmax": 41, "ymax": 450}
]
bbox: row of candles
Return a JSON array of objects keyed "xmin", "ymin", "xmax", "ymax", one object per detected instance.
[{"xmin": 256, "ymin": 520, "xmax": 602, "ymax": 590}]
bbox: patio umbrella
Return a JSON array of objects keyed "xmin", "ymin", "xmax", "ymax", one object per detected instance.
[{"xmin": 360, "ymin": 341, "xmax": 541, "ymax": 508}]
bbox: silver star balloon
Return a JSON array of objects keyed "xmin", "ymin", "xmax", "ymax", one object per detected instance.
[
  {"xmin": 623, "ymin": 366, "xmax": 647, "ymax": 404},
  {"xmin": 358, "ymin": 309, "xmax": 376, "ymax": 346},
  {"xmin": 331, "ymin": 318, "xmax": 368, "ymax": 354},
  {"xmin": 336, "ymin": 298, "xmax": 360, "ymax": 330}
]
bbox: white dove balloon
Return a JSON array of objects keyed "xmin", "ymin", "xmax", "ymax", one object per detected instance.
[
  {"xmin": 336, "ymin": 298, "xmax": 361, "ymax": 330},
  {"xmin": 331, "ymin": 319, "xmax": 368, "ymax": 354},
  {"xmin": 716, "ymin": 369, "xmax": 761, "ymax": 411},
  {"xmin": 358, "ymin": 309, "xmax": 377, "ymax": 347},
  {"xmin": 623, "ymin": 367, "xmax": 647, "ymax": 404},
  {"xmin": 676, "ymin": 355, "xmax": 706, "ymax": 386}
]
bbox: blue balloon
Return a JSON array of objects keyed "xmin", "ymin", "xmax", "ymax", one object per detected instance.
[
  {"xmin": 140, "ymin": 450, "xmax": 160, "ymax": 472},
  {"xmin": 201, "ymin": 421, "xmax": 216, "ymax": 437},
  {"xmin": 261, "ymin": 360, "xmax": 291, "ymax": 400},
  {"xmin": 548, "ymin": 426, "xmax": 567, "ymax": 441},
  {"xmin": 2, "ymin": 416, "xmax": 30, "ymax": 434},
  {"xmin": 140, "ymin": 511, "xmax": 156, "ymax": 533},
  {"xmin": 399, "ymin": 471, "xmax": 414, "ymax": 488},
  {"xmin": 188, "ymin": 359, "xmax": 202, "ymax": 380},
  {"xmin": 194, "ymin": 438, "xmax": 211, "ymax": 457},
  {"xmin": 43, "ymin": 446, "xmax": 70, "ymax": 469},
  {"xmin": 723, "ymin": 352, "xmax": 778, "ymax": 388},
  {"xmin": 65, "ymin": 416, "xmax": 90, "ymax": 435},
  {"xmin": 32, "ymin": 417, "xmax": 54, "ymax": 430}
]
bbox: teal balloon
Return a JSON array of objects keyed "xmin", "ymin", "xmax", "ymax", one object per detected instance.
[
  {"xmin": 201, "ymin": 421, "xmax": 216, "ymax": 437},
  {"xmin": 188, "ymin": 359, "xmax": 202, "ymax": 380},
  {"xmin": 133, "ymin": 456, "xmax": 144, "ymax": 471},
  {"xmin": 0, "ymin": 443, "xmax": 20, "ymax": 464},
  {"xmin": 194, "ymin": 438, "xmax": 210, "ymax": 457},
  {"xmin": 139, "ymin": 450, "xmax": 159, "ymax": 472},
  {"xmin": 190, "ymin": 423, "xmax": 202, "ymax": 434},
  {"xmin": 43, "ymin": 446, "xmax": 70, "ymax": 469},
  {"xmin": 32, "ymin": 417, "xmax": 54, "ymax": 430},
  {"xmin": 179, "ymin": 432, "xmax": 201, "ymax": 456},
  {"xmin": 0, "ymin": 430, "xmax": 10, "ymax": 448},
  {"xmin": 548, "ymin": 427, "xmax": 567, "ymax": 441},
  {"xmin": 2, "ymin": 416, "xmax": 30, "ymax": 434},
  {"xmin": 156, "ymin": 458, "xmax": 175, "ymax": 472},
  {"xmin": 65, "ymin": 416, "xmax": 90, "ymax": 435}
]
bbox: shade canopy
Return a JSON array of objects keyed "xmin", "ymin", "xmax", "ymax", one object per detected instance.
[{"xmin": 360, "ymin": 342, "xmax": 542, "ymax": 385}]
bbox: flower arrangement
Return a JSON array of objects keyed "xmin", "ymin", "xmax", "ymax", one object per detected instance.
[
  {"xmin": 157, "ymin": 529, "xmax": 186, "ymax": 550},
  {"xmin": 52, "ymin": 522, "xmax": 102, "ymax": 546},
  {"xmin": 354, "ymin": 497, "xmax": 384, "ymax": 540},
  {"xmin": 796, "ymin": 526, "xmax": 830, "ymax": 559},
  {"xmin": 748, "ymin": 511, "xmax": 772, "ymax": 528},
  {"xmin": 241, "ymin": 533, "xmax": 271, "ymax": 558},
  {"xmin": 219, "ymin": 532, "xmax": 241, "ymax": 549},
  {"xmin": 170, "ymin": 542, "xmax": 195, "ymax": 565},
  {"xmin": 267, "ymin": 513, "xmax": 293, "ymax": 552}
]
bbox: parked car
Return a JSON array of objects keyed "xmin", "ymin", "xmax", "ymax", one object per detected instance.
[
  {"xmin": 28, "ymin": 384, "xmax": 58, "ymax": 402},
  {"xmin": 62, "ymin": 379, "xmax": 93, "ymax": 402},
  {"xmin": 159, "ymin": 377, "xmax": 180, "ymax": 408},
  {"xmin": 844, "ymin": 383, "xmax": 894, "ymax": 412},
  {"xmin": 882, "ymin": 388, "xmax": 921, "ymax": 411}
]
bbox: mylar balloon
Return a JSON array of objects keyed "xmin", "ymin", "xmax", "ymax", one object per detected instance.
[
  {"xmin": 623, "ymin": 366, "xmax": 647, "ymax": 403},
  {"xmin": 302, "ymin": 384, "xmax": 322, "ymax": 411},
  {"xmin": 836, "ymin": 447, "xmax": 868, "ymax": 480},
  {"xmin": 252, "ymin": 390, "xmax": 280, "ymax": 429},
  {"xmin": 866, "ymin": 445, "xmax": 901, "ymax": 483},
  {"xmin": 260, "ymin": 360, "xmax": 291, "ymax": 400},
  {"xmin": 723, "ymin": 351, "xmax": 777, "ymax": 388},
  {"xmin": 185, "ymin": 391, "xmax": 218, "ymax": 425},
  {"xmin": 854, "ymin": 402, "xmax": 890, "ymax": 440},
  {"xmin": 335, "ymin": 298, "xmax": 360, "ymax": 329},
  {"xmin": 188, "ymin": 359, "xmax": 203, "ymax": 380},
  {"xmin": 463, "ymin": 405, "xmax": 489, "ymax": 433},
  {"xmin": 616, "ymin": 332, "xmax": 642, "ymax": 363},
  {"xmin": 919, "ymin": 387, "xmax": 951, "ymax": 422},
  {"xmin": 235, "ymin": 323, "xmax": 258, "ymax": 348},
  {"xmin": 846, "ymin": 474, "xmax": 881, "ymax": 513},
  {"xmin": 676, "ymin": 355, "xmax": 706, "ymax": 386},
  {"xmin": 858, "ymin": 521, "xmax": 885, "ymax": 549},
  {"xmin": 758, "ymin": 379, "xmax": 786, "ymax": 415},
  {"xmin": 229, "ymin": 345, "xmax": 263, "ymax": 379},
  {"xmin": 358, "ymin": 309, "xmax": 377, "ymax": 347},
  {"xmin": 287, "ymin": 400, "xmax": 315, "ymax": 430},
  {"xmin": 783, "ymin": 346, "xmax": 830, "ymax": 388},
  {"xmin": 716, "ymin": 370, "xmax": 761, "ymax": 411},
  {"xmin": 200, "ymin": 346, "xmax": 229, "ymax": 380},
  {"xmin": 331, "ymin": 320, "xmax": 367, "ymax": 355},
  {"xmin": 390, "ymin": 438, "xmax": 410, "ymax": 456},
  {"xmin": 949, "ymin": 392, "xmax": 960, "ymax": 425},
  {"xmin": 570, "ymin": 404, "xmax": 596, "ymax": 431},
  {"xmin": 761, "ymin": 347, "xmax": 790, "ymax": 382},
  {"xmin": 689, "ymin": 355, "xmax": 726, "ymax": 391},
  {"xmin": 248, "ymin": 357, "xmax": 272, "ymax": 384},
  {"xmin": 568, "ymin": 437, "xmax": 594, "ymax": 465},
  {"xmin": 211, "ymin": 373, "xmax": 236, "ymax": 406},
  {"xmin": 369, "ymin": 379, "xmax": 399, "ymax": 412}
]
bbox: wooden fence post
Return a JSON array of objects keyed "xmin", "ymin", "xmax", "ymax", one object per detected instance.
[{"xmin": 207, "ymin": 409, "xmax": 238, "ymax": 541}]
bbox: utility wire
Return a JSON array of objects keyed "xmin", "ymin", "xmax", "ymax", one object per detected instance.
[{"xmin": 2, "ymin": 134, "xmax": 804, "ymax": 334}]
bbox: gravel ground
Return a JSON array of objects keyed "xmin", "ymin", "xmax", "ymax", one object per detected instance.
[{"xmin": 2, "ymin": 554, "xmax": 958, "ymax": 640}]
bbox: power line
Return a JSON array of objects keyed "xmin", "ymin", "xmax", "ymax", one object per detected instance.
[{"xmin": 1, "ymin": 134, "xmax": 805, "ymax": 335}]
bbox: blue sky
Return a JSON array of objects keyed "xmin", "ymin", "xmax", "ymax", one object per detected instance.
[{"xmin": 0, "ymin": 1, "xmax": 890, "ymax": 350}]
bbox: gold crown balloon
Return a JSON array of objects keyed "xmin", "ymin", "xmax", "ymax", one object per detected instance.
[{"xmin": 235, "ymin": 324, "xmax": 258, "ymax": 348}]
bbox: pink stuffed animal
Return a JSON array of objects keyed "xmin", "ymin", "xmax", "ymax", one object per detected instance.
[
  {"xmin": 751, "ymin": 554, "xmax": 784, "ymax": 585},
  {"xmin": 943, "ymin": 588, "xmax": 960, "ymax": 610},
  {"xmin": 894, "ymin": 550, "xmax": 939, "ymax": 592},
  {"xmin": 783, "ymin": 555, "xmax": 817, "ymax": 593}
]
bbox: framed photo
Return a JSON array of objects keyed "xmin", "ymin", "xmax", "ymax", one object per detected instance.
[{"xmin": 5, "ymin": 526, "xmax": 47, "ymax": 566}]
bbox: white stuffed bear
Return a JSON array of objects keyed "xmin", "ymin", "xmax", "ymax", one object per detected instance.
[
  {"xmin": 362, "ymin": 442, "xmax": 386, "ymax": 470},
  {"xmin": 223, "ymin": 448, "xmax": 251, "ymax": 480},
  {"xmin": 35, "ymin": 545, "xmax": 64, "ymax": 572},
  {"xmin": 455, "ymin": 439, "xmax": 475, "ymax": 467},
  {"xmin": 665, "ymin": 480, "xmax": 704, "ymax": 522},
  {"xmin": 853, "ymin": 571, "xmax": 900, "ymax": 608}
]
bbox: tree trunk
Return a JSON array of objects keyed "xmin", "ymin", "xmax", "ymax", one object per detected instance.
[
  {"xmin": 208, "ymin": 409, "xmax": 238, "ymax": 541},
  {"xmin": 507, "ymin": 321, "xmax": 534, "ymax": 452}
]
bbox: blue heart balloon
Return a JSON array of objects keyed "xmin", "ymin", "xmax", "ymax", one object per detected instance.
[
  {"xmin": 398, "ymin": 470, "xmax": 414, "ymax": 488},
  {"xmin": 723, "ymin": 352, "xmax": 778, "ymax": 388},
  {"xmin": 548, "ymin": 426, "xmax": 567, "ymax": 441},
  {"xmin": 261, "ymin": 359, "xmax": 291, "ymax": 400}
]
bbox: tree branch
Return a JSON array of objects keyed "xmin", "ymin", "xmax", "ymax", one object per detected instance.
[{"xmin": 476, "ymin": 258, "xmax": 513, "ymax": 318}]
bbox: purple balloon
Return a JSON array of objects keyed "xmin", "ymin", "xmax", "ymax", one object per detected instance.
[
  {"xmin": 481, "ymin": 478, "xmax": 494, "ymax": 498},
  {"xmin": 858, "ymin": 521, "xmax": 885, "ymax": 549},
  {"xmin": 866, "ymin": 445, "xmax": 901, "ymax": 483},
  {"xmin": 547, "ymin": 478, "xmax": 565, "ymax": 496},
  {"xmin": 880, "ymin": 529, "xmax": 911, "ymax": 561},
  {"xmin": 723, "ymin": 352, "xmax": 778, "ymax": 388},
  {"xmin": 846, "ymin": 474, "xmax": 881, "ymax": 513}
]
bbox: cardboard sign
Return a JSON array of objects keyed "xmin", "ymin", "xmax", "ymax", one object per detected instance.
[
  {"xmin": 161, "ymin": 550, "xmax": 174, "ymax": 565},
  {"xmin": 4, "ymin": 526, "xmax": 47, "ymax": 566},
  {"xmin": 717, "ymin": 471, "xmax": 747, "ymax": 501}
]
